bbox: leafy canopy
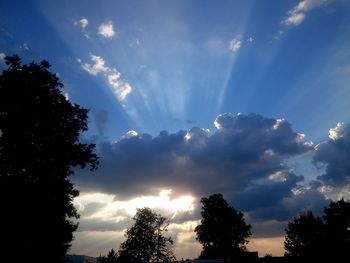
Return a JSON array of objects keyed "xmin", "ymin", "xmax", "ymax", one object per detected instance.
[
  {"xmin": 119, "ymin": 207, "xmax": 175, "ymax": 263},
  {"xmin": 0, "ymin": 55, "xmax": 98, "ymax": 263},
  {"xmin": 284, "ymin": 199, "xmax": 350, "ymax": 258},
  {"xmin": 194, "ymin": 193, "xmax": 251, "ymax": 259}
]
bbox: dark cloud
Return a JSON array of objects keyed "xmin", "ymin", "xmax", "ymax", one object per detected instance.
[
  {"xmin": 313, "ymin": 122, "xmax": 350, "ymax": 186},
  {"xmin": 74, "ymin": 113, "xmax": 315, "ymax": 222}
]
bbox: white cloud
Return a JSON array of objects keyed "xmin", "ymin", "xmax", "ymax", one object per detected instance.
[
  {"xmin": 107, "ymin": 72, "xmax": 132, "ymax": 101},
  {"xmin": 75, "ymin": 18, "xmax": 89, "ymax": 29},
  {"xmin": 78, "ymin": 55, "xmax": 108, "ymax": 75},
  {"xmin": 79, "ymin": 18, "xmax": 89, "ymax": 29},
  {"xmin": 229, "ymin": 37, "xmax": 242, "ymax": 52},
  {"xmin": 268, "ymin": 171, "xmax": 287, "ymax": 182},
  {"xmin": 123, "ymin": 130, "xmax": 138, "ymax": 139},
  {"xmin": 284, "ymin": 0, "xmax": 332, "ymax": 26},
  {"xmin": 78, "ymin": 54, "xmax": 132, "ymax": 101},
  {"xmin": 329, "ymin": 122, "xmax": 345, "ymax": 140},
  {"xmin": 98, "ymin": 21, "xmax": 115, "ymax": 38},
  {"xmin": 285, "ymin": 12, "xmax": 305, "ymax": 26}
]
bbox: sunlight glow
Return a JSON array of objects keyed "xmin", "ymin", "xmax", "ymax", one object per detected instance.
[
  {"xmin": 74, "ymin": 189, "xmax": 195, "ymax": 221},
  {"xmin": 184, "ymin": 132, "xmax": 192, "ymax": 141}
]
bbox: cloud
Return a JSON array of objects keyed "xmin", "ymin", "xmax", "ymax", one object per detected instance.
[
  {"xmin": 75, "ymin": 18, "xmax": 89, "ymax": 29},
  {"xmin": 19, "ymin": 43, "xmax": 30, "ymax": 51},
  {"xmin": 247, "ymin": 37, "xmax": 254, "ymax": 43},
  {"xmin": 78, "ymin": 54, "xmax": 108, "ymax": 75},
  {"xmin": 229, "ymin": 37, "xmax": 242, "ymax": 52},
  {"xmin": 98, "ymin": 21, "xmax": 115, "ymax": 38},
  {"xmin": 313, "ymin": 122, "xmax": 350, "ymax": 187},
  {"xmin": 74, "ymin": 113, "xmax": 313, "ymax": 214},
  {"xmin": 77, "ymin": 54, "xmax": 132, "ymax": 101},
  {"xmin": 0, "ymin": 52, "xmax": 5, "ymax": 61},
  {"xmin": 274, "ymin": 30, "xmax": 284, "ymax": 40},
  {"xmin": 79, "ymin": 18, "xmax": 88, "ymax": 29},
  {"xmin": 107, "ymin": 71, "xmax": 132, "ymax": 101},
  {"xmin": 284, "ymin": 0, "xmax": 332, "ymax": 26},
  {"xmin": 72, "ymin": 114, "xmax": 350, "ymax": 257}
]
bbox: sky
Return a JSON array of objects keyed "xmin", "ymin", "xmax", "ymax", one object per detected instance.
[{"xmin": 1, "ymin": 0, "xmax": 350, "ymax": 259}]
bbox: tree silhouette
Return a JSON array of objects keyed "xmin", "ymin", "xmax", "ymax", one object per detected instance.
[
  {"xmin": 194, "ymin": 193, "xmax": 251, "ymax": 259},
  {"xmin": 323, "ymin": 199, "xmax": 350, "ymax": 258},
  {"xmin": 119, "ymin": 207, "xmax": 175, "ymax": 263},
  {"xmin": 0, "ymin": 56, "xmax": 98, "ymax": 263},
  {"xmin": 284, "ymin": 211, "xmax": 324, "ymax": 257},
  {"xmin": 284, "ymin": 199, "xmax": 350, "ymax": 258},
  {"xmin": 97, "ymin": 249, "xmax": 118, "ymax": 263}
]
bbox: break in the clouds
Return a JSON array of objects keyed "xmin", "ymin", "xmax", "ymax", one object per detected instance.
[
  {"xmin": 313, "ymin": 122, "xmax": 350, "ymax": 187},
  {"xmin": 98, "ymin": 21, "xmax": 115, "ymax": 38},
  {"xmin": 75, "ymin": 113, "xmax": 314, "ymax": 215},
  {"xmin": 229, "ymin": 37, "xmax": 242, "ymax": 52},
  {"xmin": 284, "ymin": 0, "xmax": 333, "ymax": 26},
  {"xmin": 77, "ymin": 54, "xmax": 132, "ymax": 101}
]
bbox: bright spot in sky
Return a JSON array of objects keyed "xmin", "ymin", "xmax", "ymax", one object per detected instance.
[
  {"xmin": 74, "ymin": 189, "xmax": 195, "ymax": 221},
  {"xmin": 184, "ymin": 132, "xmax": 192, "ymax": 142}
]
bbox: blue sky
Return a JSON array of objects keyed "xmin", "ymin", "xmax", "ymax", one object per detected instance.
[{"xmin": 1, "ymin": 0, "xmax": 350, "ymax": 259}]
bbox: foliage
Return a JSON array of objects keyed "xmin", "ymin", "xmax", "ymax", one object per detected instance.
[
  {"xmin": 119, "ymin": 207, "xmax": 175, "ymax": 263},
  {"xmin": 194, "ymin": 193, "xmax": 251, "ymax": 259},
  {"xmin": 284, "ymin": 199, "xmax": 350, "ymax": 258},
  {"xmin": 284, "ymin": 211, "xmax": 324, "ymax": 257},
  {"xmin": 97, "ymin": 249, "xmax": 118, "ymax": 263},
  {"xmin": 0, "ymin": 55, "xmax": 98, "ymax": 262},
  {"xmin": 323, "ymin": 199, "xmax": 350, "ymax": 257}
]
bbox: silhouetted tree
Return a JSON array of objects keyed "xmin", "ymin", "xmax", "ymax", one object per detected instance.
[
  {"xmin": 119, "ymin": 207, "xmax": 175, "ymax": 263},
  {"xmin": 323, "ymin": 199, "xmax": 350, "ymax": 257},
  {"xmin": 284, "ymin": 211, "xmax": 324, "ymax": 257},
  {"xmin": 98, "ymin": 249, "xmax": 118, "ymax": 263},
  {"xmin": 0, "ymin": 56, "xmax": 98, "ymax": 263},
  {"xmin": 284, "ymin": 199, "xmax": 350, "ymax": 258},
  {"xmin": 194, "ymin": 193, "xmax": 251, "ymax": 259}
]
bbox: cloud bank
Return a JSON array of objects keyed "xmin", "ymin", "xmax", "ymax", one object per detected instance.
[
  {"xmin": 75, "ymin": 113, "xmax": 320, "ymax": 219},
  {"xmin": 71, "ymin": 113, "xmax": 350, "ymax": 257}
]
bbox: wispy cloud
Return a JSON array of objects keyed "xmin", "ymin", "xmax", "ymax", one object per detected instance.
[
  {"xmin": 20, "ymin": 43, "xmax": 30, "ymax": 51},
  {"xmin": 75, "ymin": 18, "xmax": 89, "ymax": 29},
  {"xmin": 229, "ymin": 37, "xmax": 242, "ymax": 52},
  {"xmin": 98, "ymin": 21, "xmax": 115, "ymax": 38},
  {"xmin": 247, "ymin": 36, "xmax": 254, "ymax": 43},
  {"xmin": 274, "ymin": 30, "xmax": 284, "ymax": 40},
  {"xmin": 77, "ymin": 54, "xmax": 132, "ymax": 101},
  {"xmin": 284, "ymin": 0, "xmax": 332, "ymax": 26}
]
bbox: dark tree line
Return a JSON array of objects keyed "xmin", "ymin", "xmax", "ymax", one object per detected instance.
[
  {"xmin": 0, "ymin": 56, "xmax": 98, "ymax": 263},
  {"xmin": 285, "ymin": 199, "xmax": 350, "ymax": 259}
]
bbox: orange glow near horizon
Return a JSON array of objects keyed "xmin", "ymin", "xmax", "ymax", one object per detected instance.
[{"xmin": 247, "ymin": 236, "xmax": 285, "ymax": 257}]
